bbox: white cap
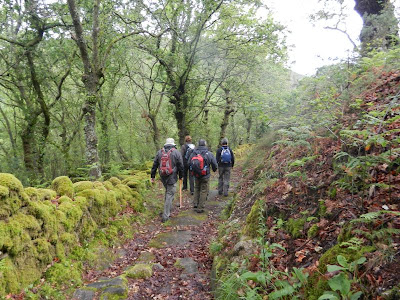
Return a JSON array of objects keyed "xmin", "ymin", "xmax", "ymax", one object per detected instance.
[{"xmin": 164, "ymin": 138, "xmax": 176, "ymax": 146}]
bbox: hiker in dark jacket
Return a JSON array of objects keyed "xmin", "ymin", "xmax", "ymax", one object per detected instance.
[
  {"xmin": 180, "ymin": 135, "xmax": 195, "ymax": 195},
  {"xmin": 151, "ymin": 138, "xmax": 184, "ymax": 222},
  {"xmin": 216, "ymin": 138, "xmax": 235, "ymax": 197},
  {"xmin": 188, "ymin": 139, "xmax": 217, "ymax": 213}
]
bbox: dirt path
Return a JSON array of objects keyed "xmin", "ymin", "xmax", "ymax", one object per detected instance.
[{"xmin": 73, "ymin": 173, "xmax": 238, "ymax": 300}]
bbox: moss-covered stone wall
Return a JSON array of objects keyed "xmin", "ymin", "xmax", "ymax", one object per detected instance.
[{"xmin": 0, "ymin": 171, "xmax": 150, "ymax": 296}]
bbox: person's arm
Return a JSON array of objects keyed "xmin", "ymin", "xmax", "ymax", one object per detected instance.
[
  {"xmin": 176, "ymin": 150, "xmax": 184, "ymax": 179},
  {"xmin": 150, "ymin": 151, "xmax": 160, "ymax": 181},
  {"xmin": 230, "ymin": 148, "xmax": 235, "ymax": 168},
  {"xmin": 216, "ymin": 148, "xmax": 221, "ymax": 164},
  {"xmin": 210, "ymin": 153, "xmax": 218, "ymax": 172}
]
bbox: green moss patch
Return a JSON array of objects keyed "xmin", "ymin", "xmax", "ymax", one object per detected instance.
[
  {"xmin": 125, "ymin": 263, "xmax": 153, "ymax": 279},
  {"xmin": 51, "ymin": 176, "xmax": 74, "ymax": 198}
]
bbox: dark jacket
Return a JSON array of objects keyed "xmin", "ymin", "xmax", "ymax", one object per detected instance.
[
  {"xmin": 216, "ymin": 146, "xmax": 235, "ymax": 168},
  {"xmin": 180, "ymin": 143, "xmax": 195, "ymax": 167},
  {"xmin": 188, "ymin": 146, "xmax": 217, "ymax": 179},
  {"xmin": 151, "ymin": 145, "xmax": 184, "ymax": 185}
]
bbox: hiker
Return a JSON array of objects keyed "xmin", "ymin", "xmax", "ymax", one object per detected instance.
[
  {"xmin": 188, "ymin": 139, "xmax": 217, "ymax": 213},
  {"xmin": 216, "ymin": 138, "xmax": 235, "ymax": 197},
  {"xmin": 180, "ymin": 135, "xmax": 195, "ymax": 195},
  {"xmin": 151, "ymin": 138, "xmax": 184, "ymax": 222}
]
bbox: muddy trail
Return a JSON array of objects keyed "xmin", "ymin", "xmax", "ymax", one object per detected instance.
[{"xmin": 72, "ymin": 171, "xmax": 240, "ymax": 300}]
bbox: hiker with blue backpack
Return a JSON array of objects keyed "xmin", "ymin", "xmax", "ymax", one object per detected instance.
[
  {"xmin": 188, "ymin": 139, "xmax": 218, "ymax": 213},
  {"xmin": 180, "ymin": 135, "xmax": 195, "ymax": 195},
  {"xmin": 216, "ymin": 138, "xmax": 235, "ymax": 197},
  {"xmin": 151, "ymin": 138, "xmax": 184, "ymax": 222}
]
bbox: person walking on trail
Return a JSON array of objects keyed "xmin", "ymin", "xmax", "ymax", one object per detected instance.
[
  {"xmin": 216, "ymin": 138, "xmax": 235, "ymax": 197},
  {"xmin": 151, "ymin": 138, "xmax": 184, "ymax": 222},
  {"xmin": 180, "ymin": 135, "xmax": 195, "ymax": 195},
  {"xmin": 188, "ymin": 139, "xmax": 217, "ymax": 213}
]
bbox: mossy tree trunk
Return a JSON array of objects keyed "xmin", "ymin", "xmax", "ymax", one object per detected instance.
[
  {"xmin": 219, "ymin": 87, "xmax": 235, "ymax": 143},
  {"xmin": 354, "ymin": 0, "xmax": 399, "ymax": 53}
]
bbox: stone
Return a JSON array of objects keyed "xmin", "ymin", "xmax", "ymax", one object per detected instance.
[
  {"xmin": 232, "ymin": 238, "xmax": 256, "ymax": 257},
  {"xmin": 125, "ymin": 263, "xmax": 153, "ymax": 279},
  {"xmin": 72, "ymin": 289, "xmax": 95, "ymax": 300},
  {"xmin": 148, "ymin": 231, "xmax": 193, "ymax": 248},
  {"xmin": 87, "ymin": 277, "xmax": 125, "ymax": 289},
  {"xmin": 103, "ymin": 285, "xmax": 127, "ymax": 296},
  {"xmin": 152, "ymin": 263, "xmax": 165, "ymax": 271},
  {"xmin": 175, "ymin": 257, "xmax": 198, "ymax": 274},
  {"xmin": 137, "ymin": 251, "xmax": 155, "ymax": 263}
]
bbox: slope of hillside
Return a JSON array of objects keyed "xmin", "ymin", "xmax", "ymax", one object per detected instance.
[{"xmin": 211, "ymin": 56, "xmax": 399, "ymax": 299}]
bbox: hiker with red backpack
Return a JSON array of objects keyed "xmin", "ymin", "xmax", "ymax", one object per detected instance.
[
  {"xmin": 188, "ymin": 139, "xmax": 217, "ymax": 213},
  {"xmin": 151, "ymin": 138, "xmax": 184, "ymax": 222},
  {"xmin": 180, "ymin": 135, "xmax": 195, "ymax": 195},
  {"xmin": 216, "ymin": 138, "xmax": 235, "ymax": 197}
]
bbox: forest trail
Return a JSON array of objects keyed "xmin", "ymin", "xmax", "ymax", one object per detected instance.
[{"xmin": 73, "ymin": 171, "xmax": 240, "ymax": 300}]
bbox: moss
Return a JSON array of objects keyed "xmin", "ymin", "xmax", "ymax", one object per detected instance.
[
  {"xmin": 24, "ymin": 187, "xmax": 39, "ymax": 201},
  {"xmin": 33, "ymin": 238, "xmax": 54, "ymax": 265},
  {"xmin": 45, "ymin": 258, "xmax": 82, "ymax": 285},
  {"xmin": 108, "ymin": 177, "xmax": 121, "ymax": 186},
  {"xmin": 243, "ymin": 199, "xmax": 262, "ymax": 238},
  {"xmin": 58, "ymin": 198, "xmax": 83, "ymax": 232},
  {"xmin": 305, "ymin": 272, "xmax": 330, "ymax": 300},
  {"xmin": 328, "ymin": 187, "xmax": 337, "ymax": 199},
  {"xmin": 337, "ymin": 223, "xmax": 353, "ymax": 243},
  {"xmin": 27, "ymin": 200, "xmax": 58, "ymax": 242},
  {"xmin": 103, "ymin": 181, "xmax": 114, "ymax": 190},
  {"xmin": 0, "ymin": 173, "xmax": 24, "ymax": 193},
  {"xmin": 1, "ymin": 213, "xmax": 41, "ymax": 256},
  {"xmin": 0, "ymin": 185, "xmax": 9, "ymax": 198},
  {"xmin": 0, "ymin": 256, "xmax": 19, "ymax": 294},
  {"xmin": 213, "ymin": 255, "xmax": 230, "ymax": 280},
  {"xmin": 318, "ymin": 200, "xmax": 327, "ymax": 217},
  {"xmin": 285, "ymin": 217, "xmax": 306, "ymax": 238},
  {"xmin": 36, "ymin": 188, "xmax": 57, "ymax": 201},
  {"xmin": 307, "ymin": 224, "xmax": 319, "ymax": 238},
  {"xmin": 78, "ymin": 212, "xmax": 97, "ymax": 241},
  {"xmin": 73, "ymin": 181, "xmax": 94, "ymax": 193},
  {"xmin": 51, "ymin": 176, "xmax": 74, "ymax": 198},
  {"xmin": 125, "ymin": 263, "xmax": 153, "ymax": 279},
  {"xmin": 318, "ymin": 244, "xmax": 375, "ymax": 274}
]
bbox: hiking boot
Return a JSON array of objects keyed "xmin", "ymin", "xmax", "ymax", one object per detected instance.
[
  {"xmin": 161, "ymin": 216, "xmax": 169, "ymax": 223},
  {"xmin": 195, "ymin": 209, "xmax": 204, "ymax": 213},
  {"xmin": 191, "ymin": 192, "xmax": 194, "ymax": 195}
]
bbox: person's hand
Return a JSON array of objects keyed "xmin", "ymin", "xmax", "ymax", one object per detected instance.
[{"xmin": 151, "ymin": 178, "xmax": 155, "ymax": 184}]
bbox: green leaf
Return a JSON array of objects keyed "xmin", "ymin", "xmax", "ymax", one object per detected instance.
[
  {"xmin": 337, "ymin": 255, "xmax": 348, "ymax": 268},
  {"xmin": 355, "ymin": 257, "xmax": 366, "ymax": 265},
  {"xmin": 270, "ymin": 243, "xmax": 286, "ymax": 251},
  {"xmin": 318, "ymin": 291, "xmax": 340, "ymax": 300},
  {"xmin": 268, "ymin": 285, "xmax": 295, "ymax": 299},
  {"xmin": 292, "ymin": 267, "xmax": 308, "ymax": 285},
  {"xmin": 350, "ymin": 291, "xmax": 363, "ymax": 300},
  {"xmin": 327, "ymin": 264, "xmax": 346, "ymax": 272},
  {"xmin": 328, "ymin": 273, "xmax": 350, "ymax": 295}
]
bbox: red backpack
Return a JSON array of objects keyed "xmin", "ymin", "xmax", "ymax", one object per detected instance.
[
  {"xmin": 159, "ymin": 149, "xmax": 174, "ymax": 176},
  {"xmin": 190, "ymin": 152, "xmax": 208, "ymax": 177}
]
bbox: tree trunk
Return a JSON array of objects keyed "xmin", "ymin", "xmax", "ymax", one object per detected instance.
[
  {"xmin": 67, "ymin": 0, "xmax": 102, "ymax": 179},
  {"xmin": 98, "ymin": 106, "xmax": 111, "ymax": 169},
  {"xmin": 21, "ymin": 119, "xmax": 37, "ymax": 179},
  {"xmin": 354, "ymin": 0, "xmax": 399, "ymax": 53},
  {"xmin": 174, "ymin": 94, "xmax": 189, "ymax": 146},
  {"xmin": 148, "ymin": 114, "xmax": 161, "ymax": 152},
  {"xmin": 219, "ymin": 88, "xmax": 234, "ymax": 144},
  {"xmin": 246, "ymin": 117, "xmax": 252, "ymax": 143}
]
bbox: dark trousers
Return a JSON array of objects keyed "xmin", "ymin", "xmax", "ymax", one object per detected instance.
[
  {"xmin": 183, "ymin": 165, "xmax": 194, "ymax": 193},
  {"xmin": 218, "ymin": 165, "xmax": 231, "ymax": 196},
  {"xmin": 193, "ymin": 177, "xmax": 210, "ymax": 210}
]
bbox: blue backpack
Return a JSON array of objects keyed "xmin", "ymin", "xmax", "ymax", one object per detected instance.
[{"xmin": 220, "ymin": 147, "xmax": 231, "ymax": 164}]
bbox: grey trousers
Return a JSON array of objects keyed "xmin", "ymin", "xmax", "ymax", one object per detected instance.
[
  {"xmin": 162, "ymin": 182, "xmax": 177, "ymax": 219},
  {"xmin": 218, "ymin": 165, "xmax": 231, "ymax": 196},
  {"xmin": 194, "ymin": 177, "xmax": 210, "ymax": 210}
]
